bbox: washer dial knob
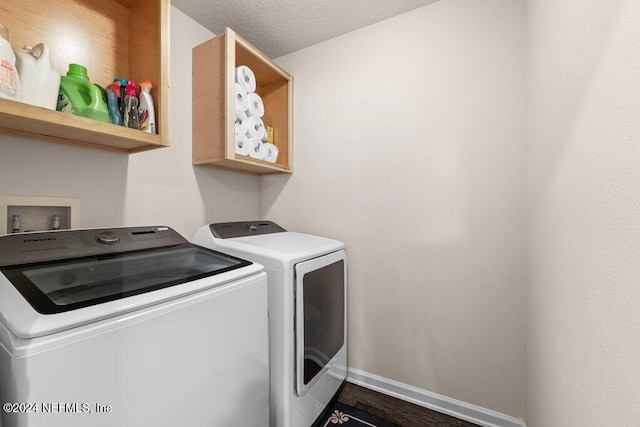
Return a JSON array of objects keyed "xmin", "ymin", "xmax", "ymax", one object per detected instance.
[{"xmin": 96, "ymin": 232, "xmax": 120, "ymax": 244}]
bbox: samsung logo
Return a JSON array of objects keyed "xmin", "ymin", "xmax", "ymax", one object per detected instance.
[{"xmin": 23, "ymin": 238, "xmax": 57, "ymax": 243}]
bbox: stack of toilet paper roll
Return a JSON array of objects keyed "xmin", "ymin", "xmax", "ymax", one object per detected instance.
[{"xmin": 234, "ymin": 65, "xmax": 279, "ymax": 163}]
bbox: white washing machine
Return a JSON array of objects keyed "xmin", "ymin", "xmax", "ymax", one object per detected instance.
[
  {"xmin": 193, "ymin": 221, "xmax": 347, "ymax": 427},
  {"xmin": 0, "ymin": 226, "xmax": 269, "ymax": 427}
]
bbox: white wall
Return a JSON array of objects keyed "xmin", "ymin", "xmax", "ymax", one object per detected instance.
[
  {"xmin": 262, "ymin": 0, "xmax": 527, "ymax": 418},
  {"xmin": 124, "ymin": 7, "xmax": 260, "ymax": 235},
  {"xmin": 526, "ymin": 0, "xmax": 640, "ymax": 425},
  {"xmin": 0, "ymin": 7, "xmax": 260, "ymax": 238}
]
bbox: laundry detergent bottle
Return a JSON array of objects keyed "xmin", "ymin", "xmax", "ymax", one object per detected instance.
[
  {"xmin": 14, "ymin": 43, "xmax": 60, "ymax": 109},
  {"xmin": 0, "ymin": 23, "xmax": 20, "ymax": 101},
  {"xmin": 57, "ymin": 63, "xmax": 110, "ymax": 123},
  {"xmin": 105, "ymin": 82, "xmax": 122, "ymax": 125},
  {"xmin": 122, "ymin": 80, "xmax": 139, "ymax": 129},
  {"xmin": 138, "ymin": 80, "xmax": 156, "ymax": 133}
]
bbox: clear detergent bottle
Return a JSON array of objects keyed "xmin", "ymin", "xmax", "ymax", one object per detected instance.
[
  {"xmin": 113, "ymin": 77, "xmax": 128, "ymax": 122},
  {"xmin": 0, "ymin": 23, "xmax": 20, "ymax": 101},
  {"xmin": 122, "ymin": 80, "xmax": 139, "ymax": 129}
]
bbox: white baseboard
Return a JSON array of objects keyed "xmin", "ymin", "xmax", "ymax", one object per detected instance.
[{"xmin": 346, "ymin": 367, "xmax": 525, "ymax": 427}]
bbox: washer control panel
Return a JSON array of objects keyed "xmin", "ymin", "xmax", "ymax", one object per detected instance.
[
  {"xmin": 0, "ymin": 226, "xmax": 186, "ymax": 267},
  {"xmin": 209, "ymin": 221, "xmax": 286, "ymax": 239}
]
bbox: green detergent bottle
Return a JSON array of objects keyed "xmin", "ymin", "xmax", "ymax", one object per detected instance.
[{"xmin": 57, "ymin": 64, "xmax": 110, "ymax": 123}]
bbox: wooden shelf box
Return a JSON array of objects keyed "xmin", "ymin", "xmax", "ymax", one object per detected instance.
[
  {"xmin": 193, "ymin": 27, "xmax": 293, "ymax": 175},
  {"xmin": 0, "ymin": 0, "xmax": 169, "ymax": 153}
]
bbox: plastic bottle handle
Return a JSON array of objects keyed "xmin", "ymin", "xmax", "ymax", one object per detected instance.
[
  {"xmin": 87, "ymin": 83, "xmax": 106, "ymax": 110},
  {"xmin": 29, "ymin": 43, "xmax": 48, "ymax": 60}
]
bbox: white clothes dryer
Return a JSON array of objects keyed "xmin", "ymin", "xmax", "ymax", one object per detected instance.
[
  {"xmin": 193, "ymin": 221, "xmax": 347, "ymax": 427},
  {"xmin": 0, "ymin": 226, "xmax": 269, "ymax": 427}
]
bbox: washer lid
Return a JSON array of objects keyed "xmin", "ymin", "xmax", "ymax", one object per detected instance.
[
  {"xmin": 0, "ymin": 227, "xmax": 262, "ymax": 339},
  {"xmin": 194, "ymin": 225, "xmax": 344, "ymax": 270}
]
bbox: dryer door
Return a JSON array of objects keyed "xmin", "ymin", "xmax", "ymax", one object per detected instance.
[{"xmin": 295, "ymin": 249, "xmax": 346, "ymax": 397}]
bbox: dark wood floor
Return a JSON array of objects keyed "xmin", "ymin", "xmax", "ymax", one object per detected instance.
[{"xmin": 337, "ymin": 383, "xmax": 479, "ymax": 427}]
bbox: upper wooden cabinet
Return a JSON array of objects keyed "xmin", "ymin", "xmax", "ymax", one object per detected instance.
[
  {"xmin": 192, "ymin": 28, "xmax": 293, "ymax": 175},
  {"xmin": 0, "ymin": 0, "xmax": 169, "ymax": 153}
]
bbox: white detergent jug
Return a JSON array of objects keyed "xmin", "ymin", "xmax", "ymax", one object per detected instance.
[
  {"xmin": 14, "ymin": 43, "xmax": 60, "ymax": 109},
  {"xmin": 0, "ymin": 23, "xmax": 20, "ymax": 101}
]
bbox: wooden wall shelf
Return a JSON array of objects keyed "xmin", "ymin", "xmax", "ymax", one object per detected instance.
[
  {"xmin": 0, "ymin": 0, "xmax": 169, "ymax": 153},
  {"xmin": 193, "ymin": 27, "xmax": 293, "ymax": 175}
]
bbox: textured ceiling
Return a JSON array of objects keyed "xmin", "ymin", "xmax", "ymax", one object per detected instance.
[{"xmin": 172, "ymin": 0, "xmax": 440, "ymax": 58}]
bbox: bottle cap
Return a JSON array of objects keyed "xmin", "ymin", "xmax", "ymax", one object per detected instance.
[
  {"xmin": 106, "ymin": 82, "xmax": 121, "ymax": 97},
  {"xmin": 68, "ymin": 63, "xmax": 89, "ymax": 79},
  {"xmin": 0, "ymin": 24, "xmax": 10, "ymax": 43},
  {"xmin": 126, "ymin": 81, "xmax": 137, "ymax": 96},
  {"xmin": 139, "ymin": 80, "xmax": 154, "ymax": 92},
  {"xmin": 113, "ymin": 78, "xmax": 128, "ymax": 85}
]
